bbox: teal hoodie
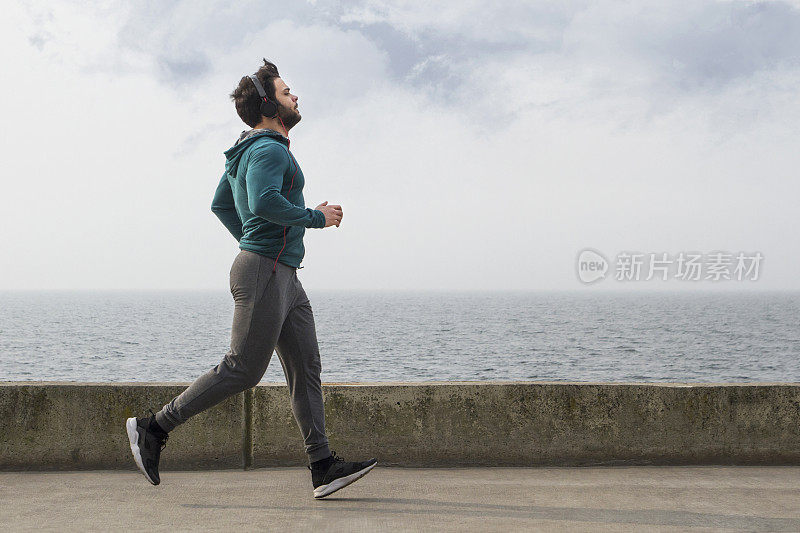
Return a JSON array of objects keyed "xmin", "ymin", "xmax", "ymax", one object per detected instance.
[{"xmin": 211, "ymin": 129, "xmax": 326, "ymax": 269}]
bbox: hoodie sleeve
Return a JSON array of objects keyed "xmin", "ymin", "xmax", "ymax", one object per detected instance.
[
  {"xmin": 211, "ymin": 172, "xmax": 244, "ymax": 241},
  {"xmin": 245, "ymin": 143, "xmax": 326, "ymax": 228}
]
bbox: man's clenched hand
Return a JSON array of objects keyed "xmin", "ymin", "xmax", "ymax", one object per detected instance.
[{"xmin": 315, "ymin": 201, "xmax": 343, "ymax": 228}]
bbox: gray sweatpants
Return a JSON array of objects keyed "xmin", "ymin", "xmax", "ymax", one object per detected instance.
[{"xmin": 154, "ymin": 250, "xmax": 331, "ymax": 462}]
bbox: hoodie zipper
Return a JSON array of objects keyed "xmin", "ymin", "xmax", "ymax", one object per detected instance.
[{"xmin": 272, "ymin": 148, "xmax": 299, "ymax": 273}]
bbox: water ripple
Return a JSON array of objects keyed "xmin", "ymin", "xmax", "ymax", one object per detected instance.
[{"xmin": 0, "ymin": 290, "xmax": 798, "ymax": 383}]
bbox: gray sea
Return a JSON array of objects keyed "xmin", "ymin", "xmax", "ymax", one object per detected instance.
[{"xmin": 0, "ymin": 290, "xmax": 798, "ymax": 383}]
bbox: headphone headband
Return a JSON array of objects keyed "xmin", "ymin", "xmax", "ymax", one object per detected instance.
[{"xmin": 248, "ymin": 74, "xmax": 267, "ymax": 98}]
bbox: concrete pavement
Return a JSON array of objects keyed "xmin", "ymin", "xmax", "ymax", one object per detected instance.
[{"xmin": 2, "ymin": 466, "xmax": 800, "ymax": 531}]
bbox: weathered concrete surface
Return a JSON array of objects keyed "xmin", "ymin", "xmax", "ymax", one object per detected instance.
[
  {"xmin": 250, "ymin": 382, "xmax": 800, "ymax": 467},
  {"xmin": 3, "ymin": 382, "xmax": 800, "ymax": 470},
  {"xmin": 0, "ymin": 383, "xmax": 244, "ymax": 470},
  {"xmin": 2, "ymin": 466, "xmax": 800, "ymax": 532}
]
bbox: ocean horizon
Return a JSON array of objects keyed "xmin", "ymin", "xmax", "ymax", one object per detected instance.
[{"xmin": 1, "ymin": 289, "xmax": 798, "ymax": 384}]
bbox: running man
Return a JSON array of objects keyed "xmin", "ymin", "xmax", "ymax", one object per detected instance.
[{"xmin": 126, "ymin": 59, "xmax": 377, "ymax": 499}]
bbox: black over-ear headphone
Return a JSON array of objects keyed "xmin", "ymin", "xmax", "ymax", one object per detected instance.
[{"xmin": 248, "ymin": 74, "xmax": 278, "ymax": 118}]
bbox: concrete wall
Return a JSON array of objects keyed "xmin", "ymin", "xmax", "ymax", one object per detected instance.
[{"xmin": 2, "ymin": 382, "xmax": 800, "ymax": 470}]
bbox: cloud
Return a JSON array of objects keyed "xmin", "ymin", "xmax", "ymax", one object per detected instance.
[
  {"xmin": 565, "ymin": 1, "xmax": 800, "ymax": 90},
  {"xmin": 24, "ymin": 0, "xmax": 800, "ymax": 123}
]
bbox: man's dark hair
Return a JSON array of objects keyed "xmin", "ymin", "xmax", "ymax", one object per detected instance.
[{"xmin": 230, "ymin": 58, "xmax": 281, "ymax": 128}]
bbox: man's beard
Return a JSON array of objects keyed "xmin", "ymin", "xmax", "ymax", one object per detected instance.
[{"xmin": 277, "ymin": 103, "xmax": 301, "ymax": 130}]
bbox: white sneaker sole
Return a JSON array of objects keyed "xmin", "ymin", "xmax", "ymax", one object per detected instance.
[
  {"xmin": 126, "ymin": 417, "xmax": 157, "ymax": 485},
  {"xmin": 313, "ymin": 461, "xmax": 377, "ymax": 499}
]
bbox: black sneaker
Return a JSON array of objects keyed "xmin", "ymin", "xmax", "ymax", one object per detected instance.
[
  {"xmin": 125, "ymin": 408, "xmax": 169, "ymax": 485},
  {"xmin": 308, "ymin": 450, "xmax": 377, "ymax": 499}
]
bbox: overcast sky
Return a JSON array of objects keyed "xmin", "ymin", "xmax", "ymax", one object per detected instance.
[{"xmin": 1, "ymin": 1, "xmax": 798, "ymax": 291}]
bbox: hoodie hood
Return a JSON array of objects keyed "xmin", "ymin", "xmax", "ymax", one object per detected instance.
[{"xmin": 223, "ymin": 128, "xmax": 288, "ymax": 179}]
